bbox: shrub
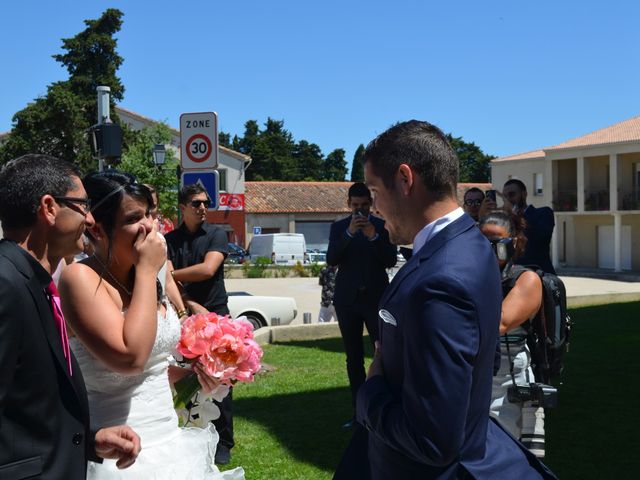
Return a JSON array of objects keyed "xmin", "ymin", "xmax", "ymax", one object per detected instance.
[
  {"xmin": 245, "ymin": 257, "xmax": 271, "ymax": 278},
  {"xmin": 292, "ymin": 261, "xmax": 310, "ymax": 278},
  {"xmin": 309, "ymin": 263, "xmax": 323, "ymax": 277}
]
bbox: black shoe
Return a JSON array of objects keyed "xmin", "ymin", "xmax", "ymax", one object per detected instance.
[
  {"xmin": 342, "ymin": 417, "xmax": 355, "ymax": 428},
  {"xmin": 215, "ymin": 446, "xmax": 231, "ymax": 465}
]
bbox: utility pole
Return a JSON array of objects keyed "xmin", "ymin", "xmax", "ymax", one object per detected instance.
[
  {"xmin": 96, "ymin": 86, "xmax": 110, "ymax": 172},
  {"xmin": 89, "ymin": 85, "xmax": 122, "ymax": 171}
]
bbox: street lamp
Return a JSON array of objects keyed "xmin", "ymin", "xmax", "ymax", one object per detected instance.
[{"xmin": 152, "ymin": 144, "xmax": 166, "ymax": 167}]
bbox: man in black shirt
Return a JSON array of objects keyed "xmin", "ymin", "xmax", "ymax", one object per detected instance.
[{"xmin": 165, "ymin": 184, "xmax": 234, "ymax": 464}]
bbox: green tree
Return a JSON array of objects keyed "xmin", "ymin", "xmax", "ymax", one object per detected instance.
[
  {"xmin": 118, "ymin": 124, "xmax": 179, "ymax": 219},
  {"xmin": 293, "ymin": 140, "xmax": 324, "ymax": 181},
  {"xmin": 350, "ymin": 143, "xmax": 365, "ymax": 182},
  {"xmin": 0, "ymin": 9, "xmax": 127, "ymax": 172},
  {"xmin": 446, "ymin": 134, "xmax": 494, "ymax": 183},
  {"xmin": 218, "ymin": 131, "xmax": 231, "ymax": 148},
  {"xmin": 324, "ymin": 148, "xmax": 347, "ymax": 181}
]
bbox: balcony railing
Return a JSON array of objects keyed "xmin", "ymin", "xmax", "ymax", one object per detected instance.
[
  {"xmin": 553, "ymin": 190, "xmax": 577, "ymax": 212},
  {"xmin": 585, "ymin": 189, "xmax": 610, "ymax": 211},
  {"xmin": 621, "ymin": 191, "xmax": 640, "ymax": 211}
]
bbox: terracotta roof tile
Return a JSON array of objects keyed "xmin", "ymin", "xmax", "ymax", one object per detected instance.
[
  {"xmin": 493, "ymin": 115, "xmax": 640, "ymax": 162},
  {"xmin": 492, "ymin": 149, "xmax": 546, "ymax": 162},
  {"xmin": 246, "ymin": 181, "xmax": 493, "ymax": 213},
  {"xmin": 546, "ymin": 115, "xmax": 640, "ymax": 151},
  {"xmin": 245, "ymin": 182, "xmax": 352, "ymax": 213}
]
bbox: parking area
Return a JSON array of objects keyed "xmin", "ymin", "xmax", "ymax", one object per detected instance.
[{"xmin": 226, "ymin": 273, "xmax": 640, "ymax": 325}]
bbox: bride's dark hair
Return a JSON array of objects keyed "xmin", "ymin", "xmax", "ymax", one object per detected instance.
[{"xmin": 83, "ymin": 169, "xmax": 162, "ymax": 300}]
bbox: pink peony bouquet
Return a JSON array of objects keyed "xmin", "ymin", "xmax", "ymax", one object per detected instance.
[{"xmin": 173, "ymin": 312, "xmax": 263, "ymax": 409}]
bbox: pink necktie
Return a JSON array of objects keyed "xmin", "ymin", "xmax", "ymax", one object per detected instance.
[{"xmin": 46, "ymin": 281, "xmax": 73, "ymax": 376}]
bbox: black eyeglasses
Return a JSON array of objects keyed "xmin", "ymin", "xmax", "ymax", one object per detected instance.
[
  {"xmin": 464, "ymin": 199, "xmax": 483, "ymax": 207},
  {"xmin": 54, "ymin": 196, "xmax": 92, "ymax": 215},
  {"xmin": 190, "ymin": 199, "xmax": 211, "ymax": 208}
]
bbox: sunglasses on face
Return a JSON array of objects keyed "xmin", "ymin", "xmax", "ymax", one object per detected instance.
[
  {"xmin": 54, "ymin": 196, "xmax": 92, "ymax": 215},
  {"xmin": 190, "ymin": 199, "xmax": 211, "ymax": 208},
  {"xmin": 464, "ymin": 199, "xmax": 483, "ymax": 207}
]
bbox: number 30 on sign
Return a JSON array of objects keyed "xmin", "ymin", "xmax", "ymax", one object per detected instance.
[{"xmin": 180, "ymin": 112, "xmax": 218, "ymax": 170}]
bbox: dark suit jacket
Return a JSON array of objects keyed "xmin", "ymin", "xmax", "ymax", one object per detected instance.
[
  {"xmin": 355, "ymin": 215, "xmax": 556, "ymax": 479},
  {"xmin": 0, "ymin": 240, "xmax": 98, "ymax": 479},
  {"xmin": 516, "ymin": 205, "xmax": 555, "ymax": 274},
  {"xmin": 326, "ymin": 215, "xmax": 397, "ymax": 306}
]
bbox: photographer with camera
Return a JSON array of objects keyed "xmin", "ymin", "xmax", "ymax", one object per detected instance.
[
  {"xmin": 479, "ymin": 210, "xmax": 551, "ymax": 459},
  {"xmin": 327, "ymin": 182, "xmax": 397, "ymax": 427}
]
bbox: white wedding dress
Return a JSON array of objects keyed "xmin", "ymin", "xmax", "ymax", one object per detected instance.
[{"xmin": 70, "ymin": 303, "xmax": 245, "ymax": 479}]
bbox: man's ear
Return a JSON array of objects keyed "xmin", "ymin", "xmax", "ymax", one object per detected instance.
[
  {"xmin": 396, "ymin": 164, "xmax": 414, "ymax": 196},
  {"xmin": 40, "ymin": 195, "xmax": 58, "ymax": 226},
  {"xmin": 87, "ymin": 223, "xmax": 104, "ymax": 241}
]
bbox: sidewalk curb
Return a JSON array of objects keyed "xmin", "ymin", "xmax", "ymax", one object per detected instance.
[
  {"xmin": 568, "ymin": 292, "xmax": 640, "ymax": 308},
  {"xmin": 253, "ymin": 322, "xmax": 342, "ymax": 346}
]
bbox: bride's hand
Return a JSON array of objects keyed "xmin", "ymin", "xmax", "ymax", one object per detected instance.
[
  {"xmin": 133, "ymin": 220, "xmax": 166, "ymax": 273},
  {"xmin": 194, "ymin": 363, "xmax": 220, "ymax": 394}
]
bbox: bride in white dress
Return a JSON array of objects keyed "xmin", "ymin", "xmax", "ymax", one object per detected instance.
[{"xmin": 59, "ymin": 171, "xmax": 244, "ymax": 479}]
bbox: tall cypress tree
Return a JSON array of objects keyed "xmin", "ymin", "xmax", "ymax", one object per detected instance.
[
  {"xmin": 0, "ymin": 9, "xmax": 125, "ymax": 171},
  {"xmin": 350, "ymin": 144, "xmax": 365, "ymax": 182}
]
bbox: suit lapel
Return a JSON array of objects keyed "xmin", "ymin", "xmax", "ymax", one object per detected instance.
[
  {"xmin": 0, "ymin": 241, "xmax": 88, "ymax": 418},
  {"xmin": 380, "ymin": 215, "xmax": 476, "ymax": 306}
]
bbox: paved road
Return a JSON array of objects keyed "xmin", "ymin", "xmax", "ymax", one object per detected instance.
[{"xmin": 226, "ymin": 274, "xmax": 640, "ymax": 325}]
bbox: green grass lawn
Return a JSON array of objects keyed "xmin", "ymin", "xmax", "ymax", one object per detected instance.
[{"xmin": 225, "ymin": 302, "xmax": 640, "ymax": 479}]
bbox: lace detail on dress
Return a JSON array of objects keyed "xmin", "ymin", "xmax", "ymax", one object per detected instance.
[{"xmin": 71, "ymin": 302, "xmax": 246, "ymax": 479}]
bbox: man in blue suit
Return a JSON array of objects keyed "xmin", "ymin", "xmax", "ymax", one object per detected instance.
[
  {"xmin": 327, "ymin": 182, "xmax": 397, "ymax": 426},
  {"xmin": 502, "ymin": 179, "xmax": 556, "ymax": 274},
  {"xmin": 351, "ymin": 121, "xmax": 555, "ymax": 479}
]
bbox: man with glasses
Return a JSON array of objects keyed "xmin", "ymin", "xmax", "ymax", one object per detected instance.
[
  {"xmin": 164, "ymin": 183, "xmax": 235, "ymax": 465},
  {"xmin": 462, "ymin": 187, "xmax": 486, "ymax": 222},
  {"xmin": 0, "ymin": 154, "xmax": 141, "ymax": 479}
]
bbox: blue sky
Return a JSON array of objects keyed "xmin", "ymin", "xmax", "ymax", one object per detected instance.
[{"xmin": 1, "ymin": 1, "xmax": 639, "ymax": 168}]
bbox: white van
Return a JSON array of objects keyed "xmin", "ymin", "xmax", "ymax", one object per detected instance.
[{"xmin": 249, "ymin": 233, "xmax": 306, "ymax": 265}]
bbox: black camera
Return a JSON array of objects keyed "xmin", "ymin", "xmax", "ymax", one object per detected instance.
[
  {"xmin": 354, "ymin": 208, "xmax": 365, "ymax": 218},
  {"xmin": 507, "ymin": 383, "xmax": 558, "ymax": 409},
  {"xmin": 485, "ymin": 189, "xmax": 497, "ymax": 202},
  {"xmin": 490, "ymin": 237, "xmax": 515, "ymax": 262}
]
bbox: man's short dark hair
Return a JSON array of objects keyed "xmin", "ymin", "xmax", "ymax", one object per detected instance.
[
  {"xmin": 464, "ymin": 187, "xmax": 485, "ymax": 200},
  {"xmin": 0, "ymin": 154, "xmax": 80, "ymax": 230},
  {"xmin": 348, "ymin": 182, "xmax": 371, "ymax": 199},
  {"xmin": 178, "ymin": 183, "xmax": 207, "ymax": 205},
  {"xmin": 362, "ymin": 120, "xmax": 458, "ymax": 200},
  {"xmin": 504, "ymin": 179, "xmax": 527, "ymax": 193}
]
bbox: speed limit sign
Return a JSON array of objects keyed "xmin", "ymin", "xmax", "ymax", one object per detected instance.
[{"xmin": 180, "ymin": 112, "xmax": 218, "ymax": 169}]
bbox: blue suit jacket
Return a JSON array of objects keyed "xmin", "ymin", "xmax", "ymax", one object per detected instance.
[
  {"xmin": 326, "ymin": 215, "xmax": 397, "ymax": 306},
  {"xmin": 355, "ymin": 215, "xmax": 556, "ymax": 479},
  {"xmin": 516, "ymin": 205, "xmax": 555, "ymax": 274}
]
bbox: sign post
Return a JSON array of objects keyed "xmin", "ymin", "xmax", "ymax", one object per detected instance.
[{"xmin": 180, "ymin": 112, "xmax": 218, "ymax": 170}]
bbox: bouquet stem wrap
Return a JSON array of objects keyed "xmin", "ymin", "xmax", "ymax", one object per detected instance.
[{"xmin": 173, "ymin": 371, "xmax": 201, "ymax": 410}]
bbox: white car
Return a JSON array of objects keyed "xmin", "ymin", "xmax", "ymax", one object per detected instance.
[{"xmin": 228, "ymin": 292, "xmax": 298, "ymax": 330}]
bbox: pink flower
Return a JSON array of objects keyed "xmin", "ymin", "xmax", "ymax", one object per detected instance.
[{"xmin": 175, "ymin": 313, "xmax": 263, "ymax": 386}]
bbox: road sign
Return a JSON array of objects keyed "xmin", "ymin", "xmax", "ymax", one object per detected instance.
[
  {"xmin": 181, "ymin": 171, "xmax": 219, "ymax": 210},
  {"xmin": 180, "ymin": 112, "xmax": 218, "ymax": 170},
  {"xmin": 253, "ymin": 226, "xmax": 262, "ymax": 235}
]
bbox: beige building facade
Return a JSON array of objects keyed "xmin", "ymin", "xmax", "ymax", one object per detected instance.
[{"xmin": 492, "ymin": 116, "xmax": 640, "ymax": 272}]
